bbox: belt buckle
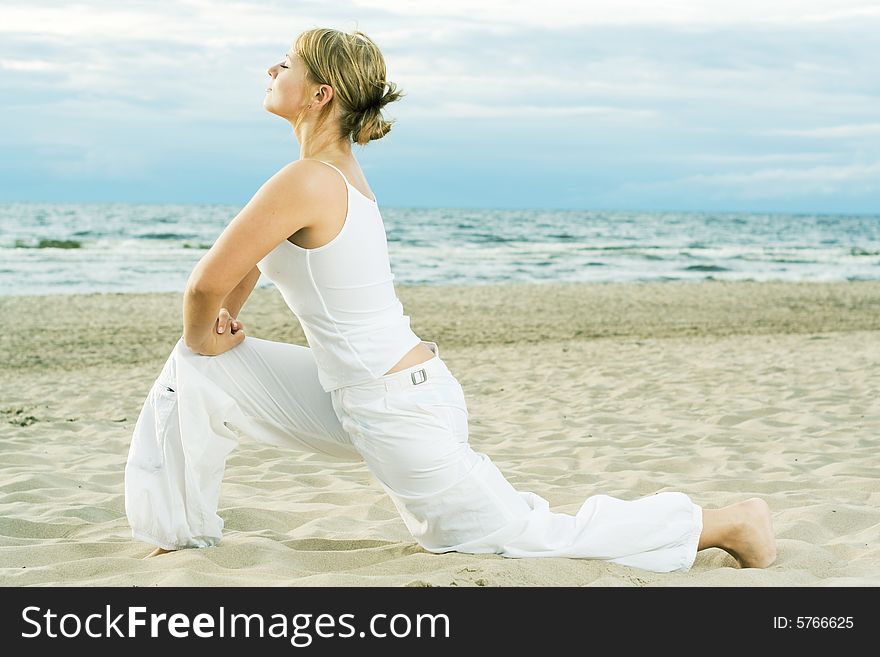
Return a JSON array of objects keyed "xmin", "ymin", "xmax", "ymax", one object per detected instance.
[{"xmin": 411, "ymin": 368, "xmax": 427, "ymax": 385}]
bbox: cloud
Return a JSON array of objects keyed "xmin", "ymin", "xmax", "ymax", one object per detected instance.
[
  {"xmin": 1, "ymin": 1, "xmax": 878, "ymax": 209},
  {"xmin": 0, "ymin": 58, "xmax": 54, "ymax": 71},
  {"xmin": 352, "ymin": 0, "xmax": 880, "ymax": 27},
  {"xmin": 614, "ymin": 160, "xmax": 880, "ymax": 201},
  {"xmin": 42, "ymin": 145, "xmax": 150, "ymax": 179},
  {"xmin": 758, "ymin": 123, "xmax": 880, "ymax": 138},
  {"xmin": 802, "ymin": 5, "xmax": 880, "ymax": 22},
  {"xmin": 680, "ymin": 160, "xmax": 880, "ymax": 185},
  {"xmin": 401, "ymin": 102, "xmax": 658, "ymax": 119},
  {"xmin": 686, "ymin": 153, "xmax": 835, "ymax": 163}
]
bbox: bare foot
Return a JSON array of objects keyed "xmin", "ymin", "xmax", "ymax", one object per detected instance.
[
  {"xmin": 144, "ymin": 547, "xmax": 176, "ymax": 559},
  {"xmin": 699, "ymin": 497, "xmax": 777, "ymax": 568},
  {"xmin": 723, "ymin": 498, "xmax": 777, "ymax": 568}
]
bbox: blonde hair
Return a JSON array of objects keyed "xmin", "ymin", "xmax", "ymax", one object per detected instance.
[{"xmin": 293, "ymin": 28, "xmax": 404, "ymax": 146}]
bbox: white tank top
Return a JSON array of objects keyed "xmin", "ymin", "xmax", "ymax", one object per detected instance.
[{"xmin": 256, "ymin": 159, "xmax": 423, "ymax": 392}]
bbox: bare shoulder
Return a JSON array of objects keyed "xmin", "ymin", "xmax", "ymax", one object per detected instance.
[
  {"xmin": 249, "ymin": 160, "xmax": 346, "ymax": 240},
  {"xmin": 271, "ymin": 159, "xmax": 346, "ymax": 203}
]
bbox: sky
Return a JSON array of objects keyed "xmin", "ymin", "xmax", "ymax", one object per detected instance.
[{"xmin": 1, "ymin": 0, "xmax": 878, "ymax": 213}]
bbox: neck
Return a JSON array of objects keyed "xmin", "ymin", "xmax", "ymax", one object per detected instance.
[{"xmin": 292, "ymin": 120, "xmax": 352, "ymax": 161}]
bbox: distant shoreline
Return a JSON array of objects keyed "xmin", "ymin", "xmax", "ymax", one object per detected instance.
[{"xmin": 2, "ymin": 275, "xmax": 879, "ymax": 299}]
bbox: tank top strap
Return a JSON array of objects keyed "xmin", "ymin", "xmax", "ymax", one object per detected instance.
[{"xmin": 314, "ymin": 160, "xmax": 350, "ymax": 187}]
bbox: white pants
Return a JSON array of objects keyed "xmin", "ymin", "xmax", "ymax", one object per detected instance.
[{"xmin": 125, "ymin": 336, "xmax": 703, "ymax": 573}]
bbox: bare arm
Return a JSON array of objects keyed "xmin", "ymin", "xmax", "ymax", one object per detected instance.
[
  {"xmin": 221, "ymin": 266, "xmax": 261, "ymax": 319},
  {"xmin": 183, "ymin": 160, "xmax": 323, "ymax": 355}
]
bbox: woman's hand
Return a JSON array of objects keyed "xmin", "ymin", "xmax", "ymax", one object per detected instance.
[
  {"xmin": 186, "ymin": 307, "xmax": 246, "ymax": 356},
  {"xmin": 216, "ymin": 307, "xmax": 245, "ymax": 335}
]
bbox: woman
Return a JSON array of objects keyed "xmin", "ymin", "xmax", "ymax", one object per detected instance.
[{"xmin": 124, "ymin": 28, "xmax": 776, "ymax": 573}]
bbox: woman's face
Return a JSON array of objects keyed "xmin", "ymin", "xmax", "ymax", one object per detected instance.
[{"xmin": 263, "ymin": 50, "xmax": 311, "ymax": 120}]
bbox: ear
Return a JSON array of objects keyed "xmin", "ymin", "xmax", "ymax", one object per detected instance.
[{"xmin": 316, "ymin": 84, "xmax": 334, "ymax": 107}]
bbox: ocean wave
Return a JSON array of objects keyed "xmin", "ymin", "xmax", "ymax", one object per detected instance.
[
  {"xmin": 137, "ymin": 232, "xmax": 196, "ymax": 240},
  {"xmin": 3, "ymin": 204, "xmax": 879, "ymax": 293},
  {"xmin": 13, "ymin": 239, "xmax": 82, "ymax": 249},
  {"xmin": 682, "ymin": 264, "xmax": 730, "ymax": 272}
]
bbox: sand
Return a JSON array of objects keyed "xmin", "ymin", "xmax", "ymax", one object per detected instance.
[{"xmin": 1, "ymin": 279, "xmax": 878, "ymax": 586}]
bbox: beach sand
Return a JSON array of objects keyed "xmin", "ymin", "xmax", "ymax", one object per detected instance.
[{"xmin": 1, "ymin": 279, "xmax": 878, "ymax": 586}]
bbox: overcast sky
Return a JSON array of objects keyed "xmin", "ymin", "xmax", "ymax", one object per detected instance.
[{"xmin": 1, "ymin": 0, "xmax": 878, "ymax": 213}]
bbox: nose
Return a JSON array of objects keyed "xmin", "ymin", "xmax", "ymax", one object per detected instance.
[{"xmin": 267, "ymin": 64, "xmax": 278, "ymax": 77}]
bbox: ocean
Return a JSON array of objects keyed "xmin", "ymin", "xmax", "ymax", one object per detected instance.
[{"xmin": 1, "ymin": 202, "xmax": 878, "ymax": 296}]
